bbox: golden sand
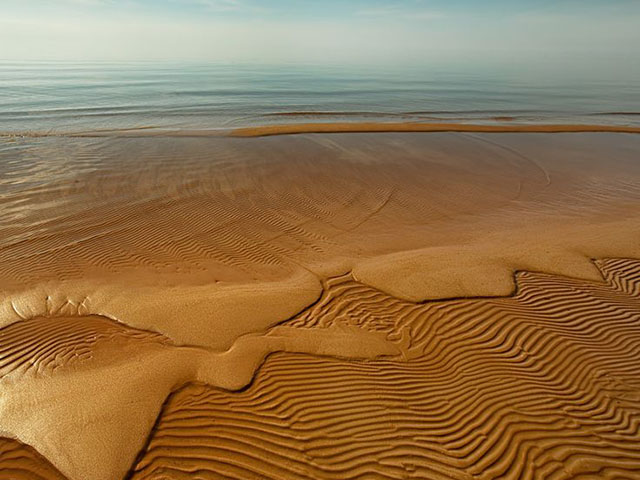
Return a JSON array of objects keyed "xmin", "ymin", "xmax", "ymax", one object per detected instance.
[
  {"xmin": 1, "ymin": 131, "xmax": 640, "ymax": 479},
  {"xmin": 132, "ymin": 260, "xmax": 640, "ymax": 479},
  {"xmin": 0, "ymin": 437, "xmax": 67, "ymax": 479}
]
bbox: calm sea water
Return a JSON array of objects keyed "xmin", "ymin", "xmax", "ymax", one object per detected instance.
[{"xmin": 1, "ymin": 61, "xmax": 639, "ymax": 134}]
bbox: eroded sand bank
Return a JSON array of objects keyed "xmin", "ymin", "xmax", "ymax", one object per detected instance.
[{"xmin": 1, "ymin": 132, "xmax": 639, "ymax": 479}]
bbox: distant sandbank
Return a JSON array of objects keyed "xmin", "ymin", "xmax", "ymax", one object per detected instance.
[
  {"xmin": 231, "ymin": 121, "xmax": 640, "ymax": 137},
  {"xmin": 2, "ymin": 122, "xmax": 640, "ymax": 139}
]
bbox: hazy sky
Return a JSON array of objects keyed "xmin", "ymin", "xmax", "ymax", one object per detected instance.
[{"xmin": 1, "ymin": 0, "xmax": 639, "ymax": 64}]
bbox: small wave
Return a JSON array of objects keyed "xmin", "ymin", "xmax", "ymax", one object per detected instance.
[
  {"xmin": 587, "ymin": 111, "xmax": 640, "ymax": 116},
  {"xmin": 262, "ymin": 109, "xmax": 541, "ymax": 118}
]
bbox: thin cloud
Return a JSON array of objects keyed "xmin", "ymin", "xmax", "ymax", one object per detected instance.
[
  {"xmin": 59, "ymin": 0, "xmax": 112, "ymax": 4},
  {"xmin": 179, "ymin": 0, "xmax": 268, "ymax": 14},
  {"xmin": 356, "ymin": 5, "xmax": 444, "ymax": 21},
  {"xmin": 189, "ymin": 0, "xmax": 243, "ymax": 11}
]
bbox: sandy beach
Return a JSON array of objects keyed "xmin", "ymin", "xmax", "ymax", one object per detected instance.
[{"xmin": 0, "ymin": 130, "xmax": 639, "ymax": 479}]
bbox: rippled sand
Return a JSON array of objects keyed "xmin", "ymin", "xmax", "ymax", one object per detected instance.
[
  {"xmin": 132, "ymin": 259, "xmax": 640, "ymax": 480},
  {"xmin": 1, "ymin": 132, "xmax": 640, "ymax": 479}
]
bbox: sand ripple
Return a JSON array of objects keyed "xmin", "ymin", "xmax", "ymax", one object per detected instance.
[
  {"xmin": 129, "ymin": 259, "xmax": 640, "ymax": 480},
  {"xmin": 0, "ymin": 315, "xmax": 167, "ymax": 379},
  {"xmin": 0, "ymin": 438, "xmax": 67, "ymax": 480}
]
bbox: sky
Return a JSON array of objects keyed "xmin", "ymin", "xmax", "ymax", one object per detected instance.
[{"xmin": 1, "ymin": 0, "xmax": 639, "ymax": 65}]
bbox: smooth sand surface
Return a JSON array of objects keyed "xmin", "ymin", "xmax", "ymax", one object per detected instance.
[{"xmin": 1, "ymin": 132, "xmax": 640, "ymax": 479}]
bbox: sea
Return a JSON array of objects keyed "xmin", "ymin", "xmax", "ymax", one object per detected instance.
[{"xmin": 1, "ymin": 61, "xmax": 639, "ymax": 135}]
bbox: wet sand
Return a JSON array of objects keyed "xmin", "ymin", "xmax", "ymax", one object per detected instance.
[{"xmin": 1, "ymin": 131, "xmax": 640, "ymax": 479}]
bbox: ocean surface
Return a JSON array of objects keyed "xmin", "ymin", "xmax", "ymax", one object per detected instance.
[{"xmin": 1, "ymin": 61, "xmax": 639, "ymax": 134}]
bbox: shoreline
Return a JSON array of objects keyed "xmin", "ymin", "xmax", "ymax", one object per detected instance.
[{"xmin": 2, "ymin": 122, "xmax": 640, "ymax": 139}]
